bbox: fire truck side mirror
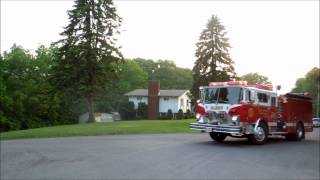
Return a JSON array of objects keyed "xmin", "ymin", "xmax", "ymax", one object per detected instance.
[{"xmin": 276, "ymin": 85, "xmax": 281, "ymax": 91}]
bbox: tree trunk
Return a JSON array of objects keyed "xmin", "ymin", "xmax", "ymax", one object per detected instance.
[{"xmin": 86, "ymin": 95, "xmax": 95, "ymax": 123}]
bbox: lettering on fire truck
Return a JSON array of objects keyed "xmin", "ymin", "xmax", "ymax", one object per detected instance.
[{"xmin": 190, "ymin": 80, "xmax": 313, "ymax": 145}]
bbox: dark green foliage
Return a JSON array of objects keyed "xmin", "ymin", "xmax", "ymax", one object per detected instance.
[
  {"xmin": 184, "ymin": 109, "xmax": 193, "ymax": 119},
  {"xmin": 177, "ymin": 109, "xmax": 184, "ymax": 120},
  {"xmin": 133, "ymin": 58, "xmax": 193, "ymax": 89},
  {"xmin": 159, "ymin": 113, "xmax": 167, "ymax": 120},
  {"xmin": 292, "ymin": 67, "xmax": 320, "ymax": 117},
  {"xmin": 137, "ymin": 102, "xmax": 148, "ymax": 119},
  {"xmin": 0, "ymin": 45, "xmax": 74, "ymax": 132},
  {"xmin": 95, "ymin": 60, "xmax": 148, "ymax": 113},
  {"xmin": 167, "ymin": 109, "xmax": 173, "ymax": 120},
  {"xmin": 119, "ymin": 101, "xmax": 136, "ymax": 120},
  {"xmin": 192, "ymin": 15, "xmax": 236, "ymax": 99},
  {"xmin": 52, "ymin": 0, "xmax": 123, "ymax": 122},
  {"xmin": 239, "ymin": 73, "xmax": 272, "ymax": 85}
]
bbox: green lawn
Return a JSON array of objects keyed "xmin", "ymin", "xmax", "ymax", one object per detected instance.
[{"xmin": 0, "ymin": 119, "xmax": 198, "ymax": 140}]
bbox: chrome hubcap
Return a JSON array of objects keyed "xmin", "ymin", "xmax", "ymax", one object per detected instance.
[
  {"xmin": 254, "ymin": 127, "xmax": 265, "ymax": 142},
  {"xmin": 297, "ymin": 127, "xmax": 303, "ymax": 138}
]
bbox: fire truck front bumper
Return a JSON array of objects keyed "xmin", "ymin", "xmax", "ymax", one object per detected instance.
[{"xmin": 190, "ymin": 123, "xmax": 244, "ymax": 136}]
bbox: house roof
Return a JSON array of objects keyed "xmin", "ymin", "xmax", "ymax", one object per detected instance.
[
  {"xmin": 125, "ymin": 89, "xmax": 148, "ymax": 96},
  {"xmin": 125, "ymin": 89, "xmax": 189, "ymax": 97}
]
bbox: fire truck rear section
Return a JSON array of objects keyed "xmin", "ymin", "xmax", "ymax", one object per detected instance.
[{"xmin": 190, "ymin": 81, "xmax": 313, "ymax": 145}]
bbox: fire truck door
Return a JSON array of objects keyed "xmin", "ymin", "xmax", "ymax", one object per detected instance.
[{"xmin": 256, "ymin": 92, "xmax": 273, "ymax": 121}]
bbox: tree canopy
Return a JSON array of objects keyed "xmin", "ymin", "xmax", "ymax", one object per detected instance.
[
  {"xmin": 95, "ymin": 59, "xmax": 148, "ymax": 113},
  {"xmin": 0, "ymin": 44, "xmax": 193, "ymax": 132},
  {"xmin": 133, "ymin": 58, "xmax": 193, "ymax": 89},
  {"xmin": 292, "ymin": 67, "xmax": 320, "ymax": 117},
  {"xmin": 52, "ymin": 0, "xmax": 123, "ymax": 122},
  {"xmin": 0, "ymin": 45, "xmax": 73, "ymax": 131},
  {"xmin": 239, "ymin": 72, "xmax": 272, "ymax": 85},
  {"xmin": 192, "ymin": 15, "xmax": 236, "ymax": 99}
]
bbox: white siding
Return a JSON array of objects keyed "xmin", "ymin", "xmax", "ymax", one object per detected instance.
[
  {"xmin": 127, "ymin": 91, "xmax": 191, "ymax": 113},
  {"xmin": 128, "ymin": 96, "xmax": 148, "ymax": 109},
  {"xmin": 159, "ymin": 97, "xmax": 178, "ymax": 113}
]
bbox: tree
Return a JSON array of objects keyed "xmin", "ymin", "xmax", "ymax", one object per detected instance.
[
  {"xmin": 133, "ymin": 58, "xmax": 193, "ymax": 89},
  {"xmin": 292, "ymin": 67, "xmax": 320, "ymax": 117},
  {"xmin": 95, "ymin": 60, "xmax": 148, "ymax": 113},
  {"xmin": 239, "ymin": 72, "xmax": 272, "ymax": 85},
  {"xmin": 52, "ymin": 0, "xmax": 123, "ymax": 122},
  {"xmin": 117, "ymin": 60, "xmax": 148, "ymax": 93},
  {"xmin": 192, "ymin": 15, "xmax": 236, "ymax": 99},
  {"xmin": 0, "ymin": 45, "xmax": 73, "ymax": 131},
  {"xmin": 152, "ymin": 60, "xmax": 193, "ymax": 89}
]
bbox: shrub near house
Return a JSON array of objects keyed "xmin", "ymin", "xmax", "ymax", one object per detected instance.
[{"xmin": 137, "ymin": 102, "xmax": 148, "ymax": 119}]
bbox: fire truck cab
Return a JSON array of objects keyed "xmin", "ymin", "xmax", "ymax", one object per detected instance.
[{"xmin": 190, "ymin": 81, "xmax": 313, "ymax": 145}]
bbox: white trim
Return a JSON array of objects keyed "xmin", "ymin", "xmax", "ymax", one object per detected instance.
[
  {"xmin": 304, "ymin": 123, "xmax": 313, "ymax": 127},
  {"xmin": 254, "ymin": 119, "xmax": 261, "ymax": 132},
  {"xmin": 286, "ymin": 122, "xmax": 296, "ymax": 127},
  {"xmin": 268, "ymin": 122, "xmax": 277, "ymax": 126}
]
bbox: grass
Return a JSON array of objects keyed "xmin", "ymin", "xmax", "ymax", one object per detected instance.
[{"xmin": 0, "ymin": 119, "xmax": 198, "ymax": 140}]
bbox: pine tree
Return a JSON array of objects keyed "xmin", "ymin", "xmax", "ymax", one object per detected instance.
[
  {"xmin": 52, "ymin": 0, "xmax": 123, "ymax": 122},
  {"xmin": 191, "ymin": 15, "xmax": 236, "ymax": 99}
]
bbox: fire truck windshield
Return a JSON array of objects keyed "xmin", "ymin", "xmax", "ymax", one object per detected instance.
[{"xmin": 203, "ymin": 87, "xmax": 242, "ymax": 105}]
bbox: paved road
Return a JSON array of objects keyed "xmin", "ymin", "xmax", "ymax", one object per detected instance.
[{"xmin": 1, "ymin": 129, "xmax": 319, "ymax": 180}]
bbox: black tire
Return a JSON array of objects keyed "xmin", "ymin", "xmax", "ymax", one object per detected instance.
[
  {"xmin": 249, "ymin": 122, "xmax": 268, "ymax": 145},
  {"xmin": 209, "ymin": 132, "xmax": 227, "ymax": 142},
  {"xmin": 286, "ymin": 122, "xmax": 304, "ymax": 141}
]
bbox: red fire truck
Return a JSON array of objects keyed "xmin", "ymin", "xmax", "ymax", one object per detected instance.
[{"xmin": 190, "ymin": 81, "xmax": 313, "ymax": 145}]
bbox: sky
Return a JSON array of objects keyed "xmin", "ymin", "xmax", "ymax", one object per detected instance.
[{"xmin": 1, "ymin": 0, "xmax": 319, "ymax": 94}]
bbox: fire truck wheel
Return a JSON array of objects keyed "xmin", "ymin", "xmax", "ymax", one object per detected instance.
[
  {"xmin": 209, "ymin": 132, "xmax": 227, "ymax": 142},
  {"xmin": 249, "ymin": 123, "xmax": 268, "ymax": 145},
  {"xmin": 286, "ymin": 122, "xmax": 305, "ymax": 141}
]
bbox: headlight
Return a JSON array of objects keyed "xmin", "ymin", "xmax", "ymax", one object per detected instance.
[
  {"xmin": 198, "ymin": 116, "xmax": 205, "ymax": 123},
  {"xmin": 231, "ymin": 115, "xmax": 240, "ymax": 122},
  {"xmin": 196, "ymin": 113, "xmax": 201, "ymax": 120}
]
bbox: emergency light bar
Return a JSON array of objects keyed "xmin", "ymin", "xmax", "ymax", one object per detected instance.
[
  {"xmin": 209, "ymin": 81, "xmax": 249, "ymax": 86},
  {"xmin": 255, "ymin": 84, "xmax": 273, "ymax": 91},
  {"xmin": 208, "ymin": 81, "xmax": 273, "ymax": 91}
]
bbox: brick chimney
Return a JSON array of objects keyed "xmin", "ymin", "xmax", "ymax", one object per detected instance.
[{"xmin": 148, "ymin": 80, "xmax": 160, "ymax": 119}]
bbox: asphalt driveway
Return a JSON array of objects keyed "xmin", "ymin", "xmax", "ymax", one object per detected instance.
[{"xmin": 1, "ymin": 129, "xmax": 319, "ymax": 180}]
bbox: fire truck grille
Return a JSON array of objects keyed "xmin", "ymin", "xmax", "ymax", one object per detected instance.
[
  {"xmin": 208, "ymin": 111, "xmax": 227, "ymax": 121},
  {"xmin": 208, "ymin": 112, "xmax": 217, "ymax": 120}
]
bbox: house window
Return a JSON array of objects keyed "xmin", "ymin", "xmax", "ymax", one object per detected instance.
[
  {"xmin": 164, "ymin": 97, "xmax": 169, "ymax": 101},
  {"xmin": 137, "ymin": 97, "xmax": 142, "ymax": 100}
]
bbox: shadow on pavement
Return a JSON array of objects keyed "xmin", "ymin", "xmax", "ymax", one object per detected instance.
[{"xmin": 192, "ymin": 135, "xmax": 319, "ymax": 148}]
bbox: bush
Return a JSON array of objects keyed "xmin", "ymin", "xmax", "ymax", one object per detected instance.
[
  {"xmin": 119, "ymin": 101, "xmax": 136, "ymax": 120},
  {"xmin": 0, "ymin": 114, "xmax": 20, "ymax": 132},
  {"xmin": 184, "ymin": 109, "xmax": 193, "ymax": 119},
  {"xmin": 177, "ymin": 109, "xmax": 183, "ymax": 120},
  {"xmin": 167, "ymin": 109, "xmax": 173, "ymax": 120},
  {"xmin": 159, "ymin": 112, "xmax": 167, "ymax": 120},
  {"xmin": 137, "ymin": 102, "xmax": 148, "ymax": 119}
]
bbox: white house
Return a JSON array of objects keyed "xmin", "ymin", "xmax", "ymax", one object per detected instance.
[{"xmin": 125, "ymin": 89, "xmax": 191, "ymax": 113}]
